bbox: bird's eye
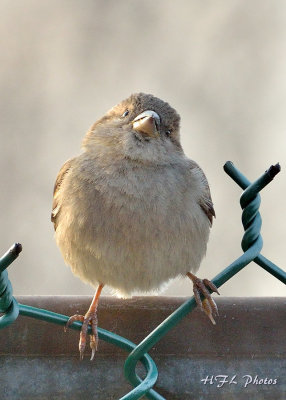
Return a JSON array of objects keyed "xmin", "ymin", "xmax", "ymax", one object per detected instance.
[
  {"xmin": 165, "ymin": 130, "xmax": 172, "ymax": 136},
  {"xmin": 121, "ymin": 109, "xmax": 129, "ymax": 118}
]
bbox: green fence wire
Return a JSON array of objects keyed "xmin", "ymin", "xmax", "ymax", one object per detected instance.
[{"xmin": 0, "ymin": 161, "xmax": 285, "ymax": 400}]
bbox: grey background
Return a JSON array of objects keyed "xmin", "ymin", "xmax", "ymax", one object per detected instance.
[{"xmin": 0, "ymin": 1, "xmax": 285, "ymax": 297}]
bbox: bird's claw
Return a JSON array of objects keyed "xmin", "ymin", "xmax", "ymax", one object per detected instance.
[
  {"xmin": 189, "ymin": 274, "xmax": 219, "ymax": 324},
  {"xmin": 203, "ymin": 278, "xmax": 220, "ymax": 296},
  {"xmin": 65, "ymin": 312, "xmax": 98, "ymax": 360},
  {"xmin": 64, "ymin": 314, "xmax": 84, "ymax": 332},
  {"xmin": 89, "ymin": 335, "xmax": 97, "ymax": 361},
  {"xmin": 202, "ymin": 298, "xmax": 217, "ymax": 325}
]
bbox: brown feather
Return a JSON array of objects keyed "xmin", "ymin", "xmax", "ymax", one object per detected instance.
[
  {"xmin": 51, "ymin": 158, "xmax": 74, "ymax": 229},
  {"xmin": 191, "ymin": 162, "xmax": 215, "ymax": 226},
  {"xmin": 200, "ymin": 197, "xmax": 215, "ymax": 225}
]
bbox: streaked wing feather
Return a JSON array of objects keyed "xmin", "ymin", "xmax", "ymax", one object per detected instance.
[
  {"xmin": 51, "ymin": 158, "xmax": 74, "ymax": 229},
  {"xmin": 200, "ymin": 196, "xmax": 215, "ymax": 225},
  {"xmin": 191, "ymin": 162, "xmax": 215, "ymax": 226}
]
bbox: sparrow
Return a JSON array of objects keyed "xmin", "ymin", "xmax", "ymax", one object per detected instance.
[{"xmin": 51, "ymin": 93, "xmax": 219, "ymax": 360}]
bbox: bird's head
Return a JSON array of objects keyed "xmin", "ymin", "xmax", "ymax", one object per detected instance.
[{"xmin": 82, "ymin": 93, "xmax": 182, "ymax": 164}]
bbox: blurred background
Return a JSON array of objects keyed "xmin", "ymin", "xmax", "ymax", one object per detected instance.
[{"xmin": 0, "ymin": 0, "xmax": 285, "ymax": 297}]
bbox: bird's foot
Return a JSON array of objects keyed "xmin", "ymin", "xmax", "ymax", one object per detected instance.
[
  {"xmin": 65, "ymin": 311, "xmax": 98, "ymax": 360},
  {"xmin": 187, "ymin": 272, "xmax": 220, "ymax": 325}
]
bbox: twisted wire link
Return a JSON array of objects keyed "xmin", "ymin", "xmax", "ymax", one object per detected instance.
[
  {"xmin": 241, "ymin": 196, "xmax": 262, "ymax": 253},
  {"xmin": 226, "ymin": 162, "xmax": 286, "ymax": 285},
  {"xmin": 225, "ymin": 162, "xmax": 280, "ymax": 263},
  {"xmin": 0, "ymin": 243, "xmax": 22, "ymax": 328}
]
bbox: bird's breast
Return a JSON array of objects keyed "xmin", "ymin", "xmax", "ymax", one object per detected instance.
[
  {"xmin": 68, "ymin": 160, "xmax": 207, "ymax": 246},
  {"xmin": 55, "ymin": 157, "xmax": 210, "ymax": 295}
]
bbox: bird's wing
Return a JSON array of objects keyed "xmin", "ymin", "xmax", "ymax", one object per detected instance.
[
  {"xmin": 51, "ymin": 158, "xmax": 75, "ymax": 230},
  {"xmin": 200, "ymin": 192, "xmax": 215, "ymax": 226},
  {"xmin": 192, "ymin": 163, "xmax": 215, "ymax": 226}
]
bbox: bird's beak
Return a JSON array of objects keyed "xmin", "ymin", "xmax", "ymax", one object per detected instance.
[{"xmin": 132, "ymin": 110, "xmax": 160, "ymax": 138}]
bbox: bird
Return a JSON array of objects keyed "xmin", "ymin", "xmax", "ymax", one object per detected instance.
[{"xmin": 51, "ymin": 93, "xmax": 219, "ymax": 360}]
